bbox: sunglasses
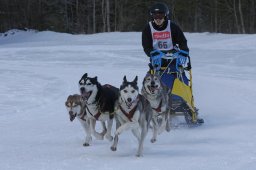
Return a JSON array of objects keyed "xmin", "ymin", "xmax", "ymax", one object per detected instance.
[{"xmin": 152, "ymin": 12, "xmax": 166, "ymax": 19}]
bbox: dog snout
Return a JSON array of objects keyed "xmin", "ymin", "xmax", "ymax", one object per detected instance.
[
  {"xmin": 80, "ymin": 87, "xmax": 85, "ymax": 93},
  {"xmin": 151, "ymin": 81, "xmax": 155, "ymax": 86},
  {"xmin": 127, "ymin": 98, "xmax": 132, "ymax": 102},
  {"xmin": 69, "ymin": 111, "xmax": 76, "ymax": 122}
]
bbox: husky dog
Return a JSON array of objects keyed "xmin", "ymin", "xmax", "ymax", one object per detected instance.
[
  {"xmin": 65, "ymin": 94, "xmax": 107, "ymax": 146},
  {"xmin": 111, "ymin": 76, "xmax": 152, "ymax": 157},
  {"xmin": 79, "ymin": 73, "xmax": 119, "ymax": 142},
  {"xmin": 141, "ymin": 73, "xmax": 171, "ymax": 143}
]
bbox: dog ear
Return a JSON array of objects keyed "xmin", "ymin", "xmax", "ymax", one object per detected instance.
[
  {"xmin": 133, "ymin": 76, "xmax": 138, "ymax": 84},
  {"xmin": 79, "ymin": 73, "xmax": 88, "ymax": 84},
  {"xmin": 142, "ymin": 74, "xmax": 147, "ymax": 85},
  {"xmin": 67, "ymin": 95, "xmax": 72, "ymax": 100},
  {"xmin": 91, "ymin": 76, "xmax": 97, "ymax": 84},
  {"xmin": 82, "ymin": 73, "xmax": 88, "ymax": 78},
  {"xmin": 123, "ymin": 75, "xmax": 127, "ymax": 83}
]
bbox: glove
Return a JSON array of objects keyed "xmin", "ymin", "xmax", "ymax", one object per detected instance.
[
  {"xmin": 150, "ymin": 50, "xmax": 165, "ymax": 71},
  {"xmin": 151, "ymin": 54, "xmax": 162, "ymax": 71},
  {"xmin": 177, "ymin": 55, "xmax": 187, "ymax": 65},
  {"xmin": 173, "ymin": 50, "xmax": 189, "ymax": 71}
]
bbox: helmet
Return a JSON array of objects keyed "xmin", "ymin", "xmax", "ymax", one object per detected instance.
[{"xmin": 149, "ymin": 2, "xmax": 170, "ymax": 19}]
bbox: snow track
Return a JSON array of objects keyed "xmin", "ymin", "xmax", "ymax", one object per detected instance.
[{"xmin": 0, "ymin": 30, "xmax": 256, "ymax": 170}]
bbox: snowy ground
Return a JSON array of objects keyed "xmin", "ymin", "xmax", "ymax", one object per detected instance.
[{"xmin": 0, "ymin": 30, "xmax": 256, "ymax": 170}]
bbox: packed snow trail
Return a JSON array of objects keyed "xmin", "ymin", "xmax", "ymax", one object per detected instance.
[{"xmin": 0, "ymin": 30, "xmax": 256, "ymax": 170}]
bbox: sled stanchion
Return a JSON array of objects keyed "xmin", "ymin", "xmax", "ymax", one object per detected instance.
[{"xmin": 188, "ymin": 69, "xmax": 197, "ymax": 123}]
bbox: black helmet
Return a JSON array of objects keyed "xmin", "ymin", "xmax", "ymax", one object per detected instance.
[{"xmin": 149, "ymin": 2, "xmax": 170, "ymax": 18}]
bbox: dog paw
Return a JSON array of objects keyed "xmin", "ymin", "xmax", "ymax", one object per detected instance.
[
  {"xmin": 83, "ymin": 142, "xmax": 90, "ymax": 147},
  {"xmin": 166, "ymin": 125, "xmax": 171, "ymax": 132},
  {"xmin": 151, "ymin": 138, "xmax": 156, "ymax": 143},
  {"xmin": 136, "ymin": 153, "xmax": 143, "ymax": 157},
  {"xmin": 85, "ymin": 136, "xmax": 92, "ymax": 144},
  {"xmin": 110, "ymin": 146, "xmax": 117, "ymax": 151}
]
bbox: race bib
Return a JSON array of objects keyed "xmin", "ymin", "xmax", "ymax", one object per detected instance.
[{"xmin": 149, "ymin": 20, "xmax": 174, "ymax": 51}]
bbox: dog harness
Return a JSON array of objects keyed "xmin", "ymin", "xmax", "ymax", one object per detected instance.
[
  {"xmin": 79, "ymin": 111, "xmax": 87, "ymax": 121},
  {"xmin": 119, "ymin": 95, "xmax": 141, "ymax": 121},
  {"xmin": 76, "ymin": 104, "xmax": 87, "ymax": 121},
  {"xmin": 85, "ymin": 105, "xmax": 101, "ymax": 120},
  {"xmin": 152, "ymin": 99, "xmax": 162, "ymax": 113},
  {"xmin": 119, "ymin": 104, "xmax": 138, "ymax": 122}
]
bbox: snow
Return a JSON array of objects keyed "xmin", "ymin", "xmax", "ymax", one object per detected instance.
[{"xmin": 0, "ymin": 30, "xmax": 256, "ymax": 170}]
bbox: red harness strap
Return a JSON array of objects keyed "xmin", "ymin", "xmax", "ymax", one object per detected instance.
[
  {"xmin": 86, "ymin": 106, "xmax": 101, "ymax": 120},
  {"xmin": 119, "ymin": 104, "xmax": 138, "ymax": 121},
  {"xmin": 93, "ymin": 111, "xmax": 101, "ymax": 120},
  {"xmin": 80, "ymin": 111, "xmax": 87, "ymax": 121},
  {"xmin": 152, "ymin": 99, "xmax": 162, "ymax": 113}
]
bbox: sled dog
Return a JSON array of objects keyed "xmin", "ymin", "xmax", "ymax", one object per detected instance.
[
  {"xmin": 65, "ymin": 94, "xmax": 107, "ymax": 146},
  {"xmin": 79, "ymin": 73, "xmax": 119, "ymax": 142},
  {"xmin": 111, "ymin": 76, "xmax": 152, "ymax": 157},
  {"xmin": 141, "ymin": 73, "xmax": 171, "ymax": 143}
]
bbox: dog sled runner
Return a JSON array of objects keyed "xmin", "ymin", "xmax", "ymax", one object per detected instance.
[{"xmin": 149, "ymin": 50, "xmax": 204, "ymax": 126}]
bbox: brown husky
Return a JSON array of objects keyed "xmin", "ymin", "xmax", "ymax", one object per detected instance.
[{"xmin": 65, "ymin": 94, "xmax": 107, "ymax": 146}]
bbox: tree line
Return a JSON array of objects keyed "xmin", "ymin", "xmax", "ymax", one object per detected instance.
[{"xmin": 0, "ymin": 0, "xmax": 255, "ymax": 34}]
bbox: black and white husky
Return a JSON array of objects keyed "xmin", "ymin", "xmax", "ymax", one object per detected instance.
[
  {"xmin": 79, "ymin": 73, "xmax": 119, "ymax": 142},
  {"xmin": 141, "ymin": 73, "xmax": 171, "ymax": 143},
  {"xmin": 111, "ymin": 76, "xmax": 153, "ymax": 157},
  {"xmin": 65, "ymin": 94, "xmax": 107, "ymax": 146}
]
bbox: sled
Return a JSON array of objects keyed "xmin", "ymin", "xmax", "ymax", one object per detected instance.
[{"xmin": 149, "ymin": 50, "xmax": 204, "ymax": 126}]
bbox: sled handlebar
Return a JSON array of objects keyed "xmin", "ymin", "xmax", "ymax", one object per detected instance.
[
  {"xmin": 150, "ymin": 49, "xmax": 192, "ymax": 71},
  {"xmin": 161, "ymin": 54, "xmax": 176, "ymax": 60}
]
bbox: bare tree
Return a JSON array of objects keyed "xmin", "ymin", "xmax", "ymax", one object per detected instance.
[
  {"xmin": 249, "ymin": 0, "xmax": 255, "ymax": 33},
  {"xmin": 0, "ymin": 0, "xmax": 255, "ymax": 34},
  {"xmin": 101, "ymin": 0, "xmax": 106, "ymax": 32},
  {"xmin": 238, "ymin": 0, "xmax": 245, "ymax": 33},
  {"xmin": 114, "ymin": 0, "xmax": 117, "ymax": 31},
  {"xmin": 93, "ymin": 0, "xmax": 96, "ymax": 33},
  {"xmin": 214, "ymin": 0, "xmax": 218, "ymax": 32},
  {"xmin": 106, "ymin": 0, "xmax": 110, "ymax": 32}
]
